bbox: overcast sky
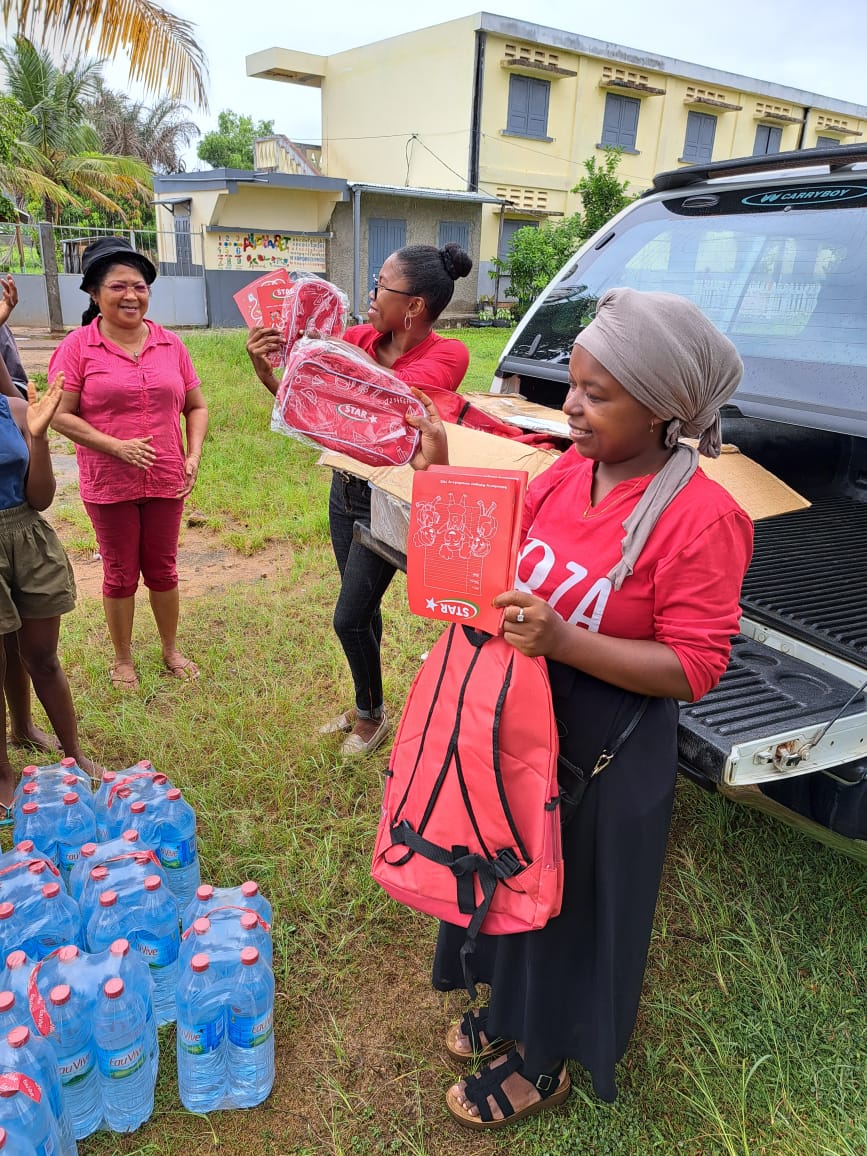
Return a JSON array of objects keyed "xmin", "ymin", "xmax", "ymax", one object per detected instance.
[{"xmin": 98, "ymin": 0, "xmax": 867, "ymax": 167}]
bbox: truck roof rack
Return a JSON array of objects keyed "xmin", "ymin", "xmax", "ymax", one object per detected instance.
[{"xmin": 645, "ymin": 143, "xmax": 867, "ymax": 195}]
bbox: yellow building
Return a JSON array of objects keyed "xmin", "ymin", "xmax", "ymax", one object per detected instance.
[{"xmin": 248, "ymin": 12, "xmax": 867, "ymax": 297}]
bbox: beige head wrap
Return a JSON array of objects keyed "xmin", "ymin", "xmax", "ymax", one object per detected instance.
[{"xmin": 573, "ymin": 288, "xmax": 743, "ymax": 589}]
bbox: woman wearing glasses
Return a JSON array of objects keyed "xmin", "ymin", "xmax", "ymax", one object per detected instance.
[
  {"xmin": 49, "ymin": 237, "xmax": 209, "ymax": 691},
  {"xmin": 247, "ymin": 242, "xmax": 472, "ymax": 754}
]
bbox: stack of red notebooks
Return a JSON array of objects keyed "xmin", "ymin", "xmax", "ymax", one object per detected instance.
[
  {"xmin": 407, "ymin": 466, "xmax": 528, "ymax": 635},
  {"xmin": 233, "ymin": 270, "xmax": 347, "ymax": 367}
]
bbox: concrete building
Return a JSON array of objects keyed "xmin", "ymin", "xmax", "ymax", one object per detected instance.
[{"xmin": 247, "ymin": 12, "xmax": 867, "ymax": 296}]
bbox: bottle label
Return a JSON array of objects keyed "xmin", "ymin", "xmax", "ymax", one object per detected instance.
[
  {"xmin": 57, "ymin": 841, "xmax": 83, "ymax": 870},
  {"xmin": 58, "ymin": 1043, "xmax": 96, "ymax": 1087},
  {"xmin": 178, "ymin": 1013, "xmax": 225, "ymax": 1055},
  {"xmin": 228, "ymin": 1007, "xmax": 273, "ymax": 1049},
  {"xmin": 133, "ymin": 926, "xmax": 180, "ymax": 968},
  {"xmin": 97, "ymin": 1039, "xmax": 147, "ymax": 1079},
  {"xmin": 159, "ymin": 834, "xmax": 197, "ymax": 870}
]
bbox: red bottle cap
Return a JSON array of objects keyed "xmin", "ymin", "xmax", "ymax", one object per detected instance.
[
  {"xmin": 0, "ymin": 993, "xmax": 14, "ymax": 1014},
  {"xmin": 121, "ymin": 830, "xmax": 139, "ymax": 843},
  {"xmin": 109, "ymin": 938, "xmax": 130, "ymax": 957},
  {"xmin": 240, "ymin": 947, "xmax": 259, "ymax": 966},
  {"xmin": 7, "ymin": 1026, "xmax": 29, "ymax": 1047},
  {"xmin": 137, "ymin": 760, "xmax": 152, "ymax": 769},
  {"xmin": 102, "ymin": 770, "xmax": 117, "ymax": 783},
  {"xmin": 91, "ymin": 866, "xmax": 109, "ymax": 881},
  {"xmin": 99, "ymin": 890, "xmax": 118, "ymax": 907},
  {"xmin": 21, "ymin": 766, "xmax": 38, "ymax": 778},
  {"xmin": 42, "ymin": 882, "xmax": 60, "ymax": 899},
  {"xmin": 63, "ymin": 793, "xmax": 79, "ymax": 805},
  {"xmin": 21, "ymin": 802, "xmax": 37, "ymax": 815},
  {"xmin": 58, "ymin": 946, "xmax": 79, "ymax": 963},
  {"xmin": 166, "ymin": 788, "xmax": 181, "ymax": 801},
  {"xmin": 50, "ymin": 985, "xmax": 71, "ymax": 1006},
  {"xmin": 241, "ymin": 881, "xmax": 259, "ymax": 898},
  {"xmin": 13, "ymin": 840, "xmax": 33, "ymax": 853},
  {"xmin": 60, "ymin": 757, "xmax": 76, "ymax": 768},
  {"xmin": 240, "ymin": 913, "xmax": 258, "ymax": 930},
  {"xmin": 193, "ymin": 917, "xmax": 210, "ymax": 934},
  {"xmin": 130, "ymin": 801, "xmax": 146, "ymax": 814},
  {"xmin": 80, "ymin": 843, "xmax": 97, "ymax": 858},
  {"xmin": 103, "ymin": 978, "xmax": 124, "ymax": 999},
  {"xmin": 22, "ymin": 783, "xmax": 37, "ymax": 796},
  {"xmin": 4, "ymin": 951, "xmax": 25, "ymax": 969},
  {"xmin": 197, "ymin": 884, "xmax": 214, "ymax": 900},
  {"xmin": 27, "ymin": 861, "xmax": 46, "ymax": 876},
  {"xmin": 144, "ymin": 874, "xmax": 161, "ymax": 891},
  {"xmin": 62, "ymin": 775, "xmax": 78, "ymax": 787},
  {"xmin": 0, "ymin": 905, "xmax": 13, "ymax": 920},
  {"xmin": 191, "ymin": 953, "xmax": 210, "ymax": 972}
]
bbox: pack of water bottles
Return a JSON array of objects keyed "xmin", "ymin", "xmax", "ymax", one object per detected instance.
[
  {"xmin": 0, "ymin": 758, "xmax": 276, "ymax": 1134},
  {"xmin": 175, "ymin": 882, "xmax": 275, "ymax": 1112}
]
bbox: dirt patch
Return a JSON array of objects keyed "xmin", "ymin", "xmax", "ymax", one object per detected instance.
[
  {"xmin": 9, "ymin": 328, "xmax": 62, "ymax": 379},
  {"xmin": 64, "ymin": 523, "xmax": 294, "ymax": 600}
]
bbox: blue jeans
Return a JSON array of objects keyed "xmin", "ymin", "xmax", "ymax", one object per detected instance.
[{"xmin": 328, "ymin": 472, "xmax": 396, "ymax": 718}]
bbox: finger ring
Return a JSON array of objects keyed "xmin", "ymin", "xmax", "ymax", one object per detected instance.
[{"xmin": 516, "ymin": 608, "xmax": 525, "ymax": 623}]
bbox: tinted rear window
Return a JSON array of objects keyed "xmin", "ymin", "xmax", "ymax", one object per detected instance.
[{"xmin": 506, "ymin": 180, "xmax": 867, "ymax": 433}]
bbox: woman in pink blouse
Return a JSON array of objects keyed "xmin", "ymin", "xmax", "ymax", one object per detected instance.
[{"xmin": 50, "ymin": 237, "xmax": 208, "ymax": 691}]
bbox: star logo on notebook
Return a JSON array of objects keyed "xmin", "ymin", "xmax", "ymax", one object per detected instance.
[
  {"xmin": 428, "ymin": 598, "xmax": 479, "ymax": 620},
  {"xmin": 426, "ymin": 598, "xmax": 437, "ymax": 611},
  {"xmin": 337, "ymin": 403, "xmax": 377, "ymax": 423}
]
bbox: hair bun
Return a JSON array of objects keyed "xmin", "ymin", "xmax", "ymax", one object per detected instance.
[{"xmin": 440, "ymin": 242, "xmax": 473, "ymax": 282}]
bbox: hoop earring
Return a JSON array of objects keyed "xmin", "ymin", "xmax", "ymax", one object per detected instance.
[
  {"xmin": 404, "ymin": 314, "xmax": 412, "ymax": 332},
  {"xmin": 650, "ymin": 420, "xmax": 656, "ymax": 432}
]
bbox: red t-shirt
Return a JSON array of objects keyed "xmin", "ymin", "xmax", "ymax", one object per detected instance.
[
  {"xmin": 343, "ymin": 325, "xmax": 468, "ymax": 392},
  {"xmin": 49, "ymin": 319, "xmax": 201, "ymax": 504},
  {"xmin": 517, "ymin": 449, "xmax": 754, "ymax": 701}
]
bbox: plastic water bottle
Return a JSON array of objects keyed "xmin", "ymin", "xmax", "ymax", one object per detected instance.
[
  {"xmin": 47, "ymin": 984, "xmax": 102, "ymax": 1141},
  {"xmin": 181, "ymin": 881, "xmax": 272, "ymax": 930},
  {"xmin": 85, "ymin": 890, "xmax": 123, "ymax": 954},
  {"xmin": 156, "ymin": 789, "xmax": 200, "ymax": 909},
  {"xmin": 0, "ymin": 1122, "xmax": 38, "ymax": 1155},
  {"xmin": 0, "ymin": 1073, "xmax": 59, "ymax": 1156},
  {"xmin": 92, "ymin": 977, "xmax": 153, "ymax": 1133},
  {"xmin": 3, "ymin": 1026, "xmax": 77, "ymax": 1155},
  {"xmin": 67, "ymin": 845, "xmax": 99, "ymax": 903},
  {"xmin": 55, "ymin": 795, "xmax": 97, "ymax": 887},
  {"xmin": 134, "ymin": 875, "xmax": 179, "ymax": 1026},
  {"xmin": 0, "ymin": 992, "xmax": 20, "ymax": 1036},
  {"xmin": 176, "ymin": 952, "xmax": 226, "ymax": 1112},
  {"xmin": 11, "ymin": 803, "xmax": 55, "ymax": 863},
  {"xmin": 30, "ymin": 883, "xmax": 82, "ymax": 959},
  {"xmin": 225, "ymin": 947, "xmax": 274, "ymax": 1108},
  {"xmin": 124, "ymin": 802, "xmax": 161, "ymax": 851},
  {"xmin": 106, "ymin": 939, "xmax": 158, "ymax": 1080},
  {"xmin": 1, "ymin": 951, "xmax": 33, "ymax": 1018},
  {"xmin": 92, "ymin": 772, "xmax": 118, "ymax": 842}
]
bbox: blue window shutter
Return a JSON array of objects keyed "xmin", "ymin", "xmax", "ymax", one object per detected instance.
[
  {"xmin": 754, "ymin": 124, "xmax": 782, "ymax": 155},
  {"xmin": 438, "ymin": 221, "xmax": 470, "ymax": 251},
  {"xmin": 601, "ymin": 94, "xmax": 639, "ymax": 149},
  {"xmin": 368, "ymin": 218, "xmax": 407, "ymax": 295},
  {"xmin": 507, "ymin": 74, "xmax": 550, "ymax": 138},
  {"xmin": 527, "ymin": 80, "xmax": 550, "ymax": 138},
  {"xmin": 507, "ymin": 75, "xmax": 530, "ymax": 135},
  {"xmin": 683, "ymin": 111, "xmax": 716, "ymax": 163}
]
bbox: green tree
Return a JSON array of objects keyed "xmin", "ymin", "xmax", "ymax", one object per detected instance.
[
  {"xmin": 197, "ymin": 109, "xmax": 275, "ymax": 170},
  {"xmin": 86, "ymin": 79, "xmax": 199, "ymax": 173},
  {"xmin": 0, "ymin": 36, "xmax": 152, "ymax": 221},
  {"xmin": 0, "ymin": 0, "xmax": 208, "ymax": 107},
  {"xmin": 493, "ymin": 147, "xmax": 636, "ymax": 318},
  {"xmin": 572, "ymin": 146, "xmax": 637, "ymax": 243}
]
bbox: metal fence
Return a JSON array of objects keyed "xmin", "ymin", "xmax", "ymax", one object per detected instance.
[{"xmin": 0, "ymin": 223, "xmax": 203, "ymax": 278}]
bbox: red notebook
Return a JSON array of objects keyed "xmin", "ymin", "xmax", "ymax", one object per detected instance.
[
  {"xmin": 407, "ymin": 466, "xmax": 528, "ymax": 634},
  {"xmin": 233, "ymin": 269, "xmax": 292, "ymax": 367}
]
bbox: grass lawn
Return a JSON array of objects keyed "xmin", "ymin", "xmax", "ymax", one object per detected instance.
[{"xmin": 16, "ymin": 328, "xmax": 866, "ymax": 1155}]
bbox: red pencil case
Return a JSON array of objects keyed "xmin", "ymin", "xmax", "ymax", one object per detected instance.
[{"xmin": 272, "ymin": 338, "xmax": 426, "ymax": 467}]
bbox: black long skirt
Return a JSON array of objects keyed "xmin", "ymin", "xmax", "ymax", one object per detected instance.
[{"xmin": 431, "ymin": 661, "xmax": 679, "ymax": 1102}]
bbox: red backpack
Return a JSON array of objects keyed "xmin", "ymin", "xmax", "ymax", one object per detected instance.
[{"xmin": 371, "ymin": 624, "xmax": 562, "ymax": 996}]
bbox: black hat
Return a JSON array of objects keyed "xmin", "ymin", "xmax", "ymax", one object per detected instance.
[{"xmin": 79, "ymin": 236, "xmax": 157, "ymax": 291}]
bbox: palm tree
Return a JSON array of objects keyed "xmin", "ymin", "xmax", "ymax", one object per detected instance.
[
  {"xmin": 0, "ymin": 36, "xmax": 151, "ymax": 221},
  {"xmin": 0, "ymin": 0, "xmax": 208, "ymax": 107},
  {"xmin": 86, "ymin": 79, "xmax": 199, "ymax": 173}
]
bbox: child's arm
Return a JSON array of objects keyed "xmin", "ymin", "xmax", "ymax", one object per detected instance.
[{"xmin": 14, "ymin": 374, "xmax": 64, "ymax": 511}]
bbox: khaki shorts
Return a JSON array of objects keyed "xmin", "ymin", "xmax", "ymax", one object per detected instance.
[{"xmin": 0, "ymin": 504, "xmax": 77, "ymax": 633}]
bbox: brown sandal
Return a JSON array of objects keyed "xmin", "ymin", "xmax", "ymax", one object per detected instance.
[
  {"xmin": 110, "ymin": 661, "xmax": 139, "ymax": 691},
  {"xmin": 446, "ymin": 1049, "xmax": 570, "ymax": 1130}
]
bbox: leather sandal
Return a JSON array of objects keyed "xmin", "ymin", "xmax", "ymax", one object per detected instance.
[
  {"xmin": 339, "ymin": 712, "xmax": 391, "ymax": 757},
  {"xmin": 446, "ymin": 1048, "xmax": 570, "ymax": 1130},
  {"xmin": 445, "ymin": 1008, "xmax": 514, "ymax": 1064}
]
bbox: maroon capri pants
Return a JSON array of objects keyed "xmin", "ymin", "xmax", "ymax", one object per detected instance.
[{"xmin": 84, "ymin": 498, "xmax": 185, "ymax": 599}]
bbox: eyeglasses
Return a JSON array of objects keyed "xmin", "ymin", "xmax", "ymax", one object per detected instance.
[
  {"xmin": 371, "ymin": 275, "xmax": 416, "ymax": 300},
  {"xmin": 104, "ymin": 281, "xmax": 150, "ymax": 295}
]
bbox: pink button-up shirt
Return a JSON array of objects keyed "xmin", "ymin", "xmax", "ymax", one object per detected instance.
[{"xmin": 49, "ymin": 319, "xmax": 201, "ymax": 504}]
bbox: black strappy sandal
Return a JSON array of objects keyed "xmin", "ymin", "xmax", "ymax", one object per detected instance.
[
  {"xmin": 445, "ymin": 1047, "xmax": 571, "ymax": 1130},
  {"xmin": 444, "ymin": 1007, "xmax": 514, "ymax": 1064}
]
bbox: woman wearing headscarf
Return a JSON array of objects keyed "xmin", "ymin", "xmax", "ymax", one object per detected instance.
[
  {"xmin": 408, "ymin": 288, "xmax": 754, "ymax": 1128},
  {"xmin": 50, "ymin": 237, "xmax": 208, "ymax": 691}
]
